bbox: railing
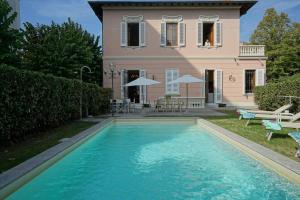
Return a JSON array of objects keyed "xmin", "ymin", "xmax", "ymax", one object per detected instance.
[
  {"xmin": 240, "ymin": 45, "xmax": 265, "ymax": 57},
  {"xmin": 158, "ymin": 97, "xmax": 205, "ymax": 109}
]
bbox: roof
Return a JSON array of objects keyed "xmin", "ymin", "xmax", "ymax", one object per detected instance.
[{"xmin": 88, "ymin": 0, "xmax": 257, "ymax": 21}]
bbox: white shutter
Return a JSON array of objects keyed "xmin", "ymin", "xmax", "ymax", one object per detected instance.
[
  {"xmin": 201, "ymin": 69, "xmax": 205, "ymax": 97},
  {"xmin": 256, "ymin": 69, "xmax": 265, "ymax": 86},
  {"xmin": 160, "ymin": 22, "xmax": 166, "ymax": 47},
  {"xmin": 139, "ymin": 22, "xmax": 146, "ymax": 47},
  {"xmin": 197, "ymin": 22, "xmax": 203, "ymax": 47},
  {"xmin": 243, "ymin": 69, "xmax": 246, "ymax": 95},
  {"xmin": 121, "ymin": 69, "xmax": 124, "ymax": 99},
  {"xmin": 179, "ymin": 22, "xmax": 186, "ymax": 47},
  {"xmin": 120, "ymin": 22, "xmax": 127, "ymax": 47},
  {"xmin": 214, "ymin": 69, "xmax": 223, "ymax": 103},
  {"xmin": 166, "ymin": 70, "xmax": 173, "ymax": 94},
  {"xmin": 215, "ymin": 22, "xmax": 222, "ymax": 47},
  {"xmin": 173, "ymin": 70, "xmax": 179, "ymax": 94},
  {"xmin": 139, "ymin": 70, "xmax": 146, "ymax": 103},
  {"xmin": 165, "ymin": 69, "xmax": 179, "ymax": 94},
  {"xmin": 120, "ymin": 70, "xmax": 128, "ymax": 99}
]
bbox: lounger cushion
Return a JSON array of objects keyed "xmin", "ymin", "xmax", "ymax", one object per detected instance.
[{"xmin": 288, "ymin": 132, "xmax": 300, "ymax": 144}]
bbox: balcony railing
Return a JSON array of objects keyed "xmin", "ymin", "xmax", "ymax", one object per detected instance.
[{"xmin": 240, "ymin": 45, "xmax": 265, "ymax": 57}]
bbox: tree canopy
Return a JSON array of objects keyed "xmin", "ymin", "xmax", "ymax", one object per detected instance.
[
  {"xmin": 250, "ymin": 8, "xmax": 299, "ymax": 80},
  {"xmin": 0, "ymin": 0, "xmax": 21, "ymax": 66},
  {"xmin": 21, "ymin": 19, "xmax": 102, "ymax": 85}
]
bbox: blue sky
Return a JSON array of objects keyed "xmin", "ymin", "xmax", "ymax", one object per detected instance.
[{"xmin": 21, "ymin": 0, "xmax": 300, "ymax": 42}]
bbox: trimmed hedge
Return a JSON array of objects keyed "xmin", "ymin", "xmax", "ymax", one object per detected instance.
[
  {"xmin": 0, "ymin": 65, "xmax": 111, "ymax": 145},
  {"xmin": 254, "ymin": 77, "xmax": 300, "ymax": 113}
]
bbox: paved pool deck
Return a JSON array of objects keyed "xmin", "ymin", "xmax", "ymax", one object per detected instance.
[{"xmin": 93, "ymin": 108, "xmax": 227, "ymax": 118}]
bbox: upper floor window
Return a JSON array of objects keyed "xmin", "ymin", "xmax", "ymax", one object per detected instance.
[
  {"xmin": 161, "ymin": 15, "xmax": 185, "ymax": 47},
  {"xmin": 127, "ymin": 23, "xmax": 139, "ymax": 46},
  {"xmin": 197, "ymin": 15, "xmax": 222, "ymax": 47},
  {"xmin": 203, "ymin": 22, "xmax": 214, "ymax": 47},
  {"xmin": 166, "ymin": 23, "xmax": 178, "ymax": 46},
  {"xmin": 120, "ymin": 16, "xmax": 145, "ymax": 47}
]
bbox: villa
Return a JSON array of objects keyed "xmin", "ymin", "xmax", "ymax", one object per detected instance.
[{"xmin": 89, "ymin": 0, "xmax": 266, "ymax": 108}]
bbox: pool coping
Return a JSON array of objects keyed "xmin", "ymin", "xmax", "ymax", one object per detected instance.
[
  {"xmin": 0, "ymin": 118, "xmax": 114, "ymax": 199},
  {"xmin": 1, "ymin": 117, "xmax": 300, "ymax": 198},
  {"xmin": 197, "ymin": 119, "xmax": 300, "ymax": 185}
]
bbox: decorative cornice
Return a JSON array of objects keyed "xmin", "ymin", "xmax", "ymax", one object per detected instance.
[
  {"xmin": 198, "ymin": 15, "xmax": 219, "ymax": 22},
  {"xmin": 103, "ymin": 56, "xmax": 268, "ymax": 61},
  {"xmin": 122, "ymin": 15, "xmax": 143, "ymax": 22},
  {"xmin": 162, "ymin": 15, "xmax": 183, "ymax": 22}
]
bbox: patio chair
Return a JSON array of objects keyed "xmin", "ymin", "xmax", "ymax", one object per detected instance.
[{"xmin": 154, "ymin": 98, "xmax": 166, "ymax": 112}]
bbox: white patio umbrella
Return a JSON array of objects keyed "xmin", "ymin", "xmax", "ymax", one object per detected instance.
[
  {"xmin": 169, "ymin": 75, "xmax": 204, "ymax": 110},
  {"xmin": 125, "ymin": 77, "xmax": 160, "ymax": 104}
]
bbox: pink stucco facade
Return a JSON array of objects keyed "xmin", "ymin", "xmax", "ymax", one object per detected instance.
[{"xmin": 101, "ymin": 6, "xmax": 266, "ymax": 107}]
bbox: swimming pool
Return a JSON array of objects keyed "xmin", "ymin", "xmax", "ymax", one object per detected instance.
[{"xmin": 6, "ymin": 121, "xmax": 300, "ymax": 199}]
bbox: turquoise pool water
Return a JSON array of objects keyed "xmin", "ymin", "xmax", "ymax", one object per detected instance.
[{"xmin": 8, "ymin": 122, "xmax": 300, "ymax": 200}]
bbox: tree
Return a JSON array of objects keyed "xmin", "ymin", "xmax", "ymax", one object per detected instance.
[
  {"xmin": 250, "ymin": 8, "xmax": 292, "ymax": 80},
  {"xmin": 272, "ymin": 23, "xmax": 300, "ymax": 78},
  {"xmin": 21, "ymin": 19, "xmax": 102, "ymax": 85},
  {"xmin": 250, "ymin": 8, "xmax": 291, "ymax": 50},
  {"xmin": 0, "ymin": 0, "xmax": 21, "ymax": 66}
]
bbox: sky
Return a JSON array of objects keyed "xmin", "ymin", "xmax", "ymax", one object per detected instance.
[{"xmin": 21, "ymin": 0, "xmax": 300, "ymax": 42}]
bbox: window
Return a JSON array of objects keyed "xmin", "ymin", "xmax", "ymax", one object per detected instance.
[
  {"xmin": 197, "ymin": 16, "xmax": 222, "ymax": 47},
  {"xmin": 127, "ymin": 23, "xmax": 139, "ymax": 46},
  {"xmin": 245, "ymin": 70, "xmax": 256, "ymax": 94},
  {"xmin": 166, "ymin": 69, "xmax": 179, "ymax": 94},
  {"xmin": 166, "ymin": 23, "xmax": 178, "ymax": 46},
  {"xmin": 203, "ymin": 22, "xmax": 214, "ymax": 46}
]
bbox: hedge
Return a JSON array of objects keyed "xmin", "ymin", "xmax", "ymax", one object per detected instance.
[
  {"xmin": 0, "ymin": 65, "xmax": 111, "ymax": 145},
  {"xmin": 254, "ymin": 77, "xmax": 300, "ymax": 113}
]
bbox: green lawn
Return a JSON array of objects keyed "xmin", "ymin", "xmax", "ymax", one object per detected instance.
[
  {"xmin": 204, "ymin": 110, "xmax": 299, "ymax": 162},
  {"xmin": 0, "ymin": 121, "xmax": 96, "ymax": 173}
]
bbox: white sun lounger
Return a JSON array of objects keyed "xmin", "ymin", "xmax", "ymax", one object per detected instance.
[
  {"xmin": 239, "ymin": 109, "xmax": 297, "ymax": 126},
  {"xmin": 238, "ymin": 104, "xmax": 293, "ymax": 116},
  {"xmin": 280, "ymin": 112, "xmax": 300, "ymax": 130},
  {"xmin": 263, "ymin": 112, "xmax": 300, "ymax": 140}
]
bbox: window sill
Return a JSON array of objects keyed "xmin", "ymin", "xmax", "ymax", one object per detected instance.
[
  {"xmin": 122, "ymin": 46, "xmax": 144, "ymax": 49},
  {"xmin": 244, "ymin": 93, "xmax": 254, "ymax": 96},
  {"xmin": 161, "ymin": 46, "xmax": 185, "ymax": 49},
  {"xmin": 165, "ymin": 93, "xmax": 180, "ymax": 96},
  {"xmin": 198, "ymin": 46, "xmax": 219, "ymax": 49}
]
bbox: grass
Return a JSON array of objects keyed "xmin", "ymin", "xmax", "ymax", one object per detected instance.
[
  {"xmin": 204, "ymin": 110, "xmax": 299, "ymax": 162},
  {"xmin": 0, "ymin": 121, "xmax": 96, "ymax": 173}
]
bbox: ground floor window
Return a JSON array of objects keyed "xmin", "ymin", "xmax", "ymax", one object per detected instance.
[
  {"xmin": 245, "ymin": 70, "xmax": 256, "ymax": 94},
  {"xmin": 165, "ymin": 69, "xmax": 179, "ymax": 94}
]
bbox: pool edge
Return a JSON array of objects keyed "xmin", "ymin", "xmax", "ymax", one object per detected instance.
[
  {"xmin": 2, "ymin": 117, "xmax": 300, "ymax": 198},
  {"xmin": 197, "ymin": 118, "xmax": 300, "ymax": 186},
  {"xmin": 0, "ymin": 118, "xmax": 113, "ymax": 199}
]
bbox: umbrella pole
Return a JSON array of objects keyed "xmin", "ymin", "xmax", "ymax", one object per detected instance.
[{"xmin": 186, "ymin": 83, "xmax": 188, "ymax": 111}]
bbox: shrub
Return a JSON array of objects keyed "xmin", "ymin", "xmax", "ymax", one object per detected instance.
[
  {"xmin": 0, "ymin": 65, "xmax": 111, "ymax": 145},
  {"xmin": 254, "ymin": 76, "xmax": 300, "ymax": 113}
]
